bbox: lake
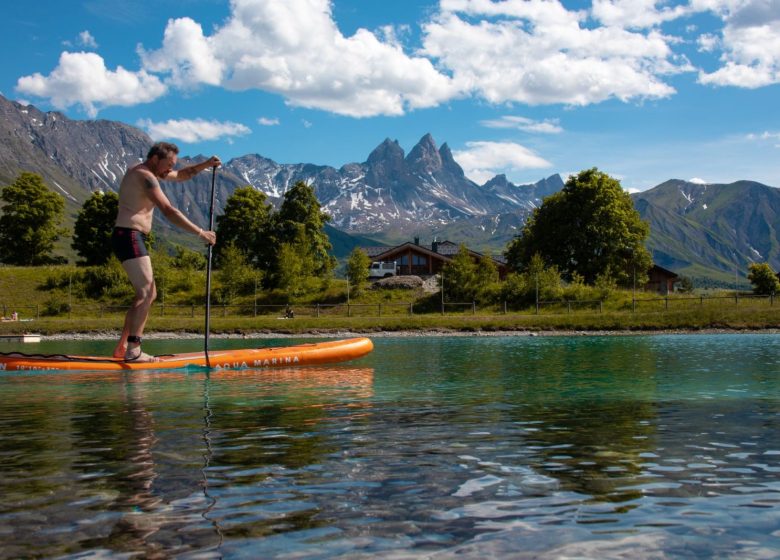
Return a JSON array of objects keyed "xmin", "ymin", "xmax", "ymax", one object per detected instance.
[{"xmin": 0, "ymin": 334, "xmax": 778, "ymax": 558}]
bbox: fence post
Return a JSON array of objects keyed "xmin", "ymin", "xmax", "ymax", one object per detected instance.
[
  {"xmin": 100, "ymin": 305, "xmax": 103, "ymax": 318},
  {"xmin": 504, "ymin": 300, "xmax": 507, "ymax": 314},
  {"xmin": 316, "ymin": 303, "xmax": 320, "ymax": 318},
  {"xmin": 409, "ymin": 302, "xmax": 413, "ymax": 316},
  {"xmin": 772, "ymin": 294, "xmax": 774, "ymax": 306},
  {"xmin": 223, "ymin": 304, "xmax": 227, "ymax": 317},
  {"xmin": 735, "ymin": 293, "xmax": 738, "ymax": 305},
  {"xmin": 347, "ymin": 304, "xmax": 351, "ymax": 317},
  {"xmin": 567, "ymin": 302, "xmax": 571, "ymax": 314},
  {"xmin": 36, "ymin": 304, "xmax": 40, "ymax": 319},
  {"xmin": 700, "ymin": 296, "xmax": 703, "ymax": 306},
  {"xmin": 161, "ymin": 302, "xmax": 165, "ymax": 317},
  {"xmin": 191, "ymin": 304, "xmax": 195, "ymax": 318},
  {"xmin": 599, "ymin": 301, "xmax": 603, "ymax": 313},
  {"xmin": 472, "ymin": 301, "xmax": 476, "ymax": 315},
  {"xmin": 378, "ymin": 304, "xmax": 382, "ymax": 317},
  {"xmin": 632, "ymin": 297, "xmax": 636, "ymax": 313},
  {"xmin": 665, "ymin": 297, "xmax": 668, "ymax": 310}
]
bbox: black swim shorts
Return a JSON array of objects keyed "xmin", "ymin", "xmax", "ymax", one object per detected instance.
[{"xmin": 111, "ymin": 227, "xmax": 149, "ymax": 262}]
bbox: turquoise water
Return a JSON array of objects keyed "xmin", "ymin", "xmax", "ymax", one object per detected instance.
[{"xmin": 0, "ymin": 334, "xmax": 778, "ymax": 558}]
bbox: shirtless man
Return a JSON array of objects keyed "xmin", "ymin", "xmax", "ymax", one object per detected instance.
[{"xmin": 112, "ymin": 142, "xmax": 219, "ymax": 362}]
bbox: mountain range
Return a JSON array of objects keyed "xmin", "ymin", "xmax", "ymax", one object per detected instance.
[{"xmin": 1, "ymin": 93, "xmax": 778, "ymax": 285}]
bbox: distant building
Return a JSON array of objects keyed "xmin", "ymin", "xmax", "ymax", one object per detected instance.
[
  {"xmin": 646, "ymin": 264, "xmax": 678, "ymax": 294},
  {"xmin": 362, "ymin": 238, "xmax": 508, "ymax": 279}
]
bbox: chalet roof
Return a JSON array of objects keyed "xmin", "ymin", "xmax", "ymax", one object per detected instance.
[
  {"xmin": 362, "ymin": 240, "xmax": 506, "ymax": 267},
  {"xmin": 650, "ymin": 264, "xmax": 679, "ymax": 278}
]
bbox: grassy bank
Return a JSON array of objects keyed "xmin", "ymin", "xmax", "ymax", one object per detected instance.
[
  {"xmin": 2, "ymin": 303, "xmax": 780, "ymax": 336},
  {"xmin": 2, "ymin": 265, "xmax": 779, "ymax": 336}
]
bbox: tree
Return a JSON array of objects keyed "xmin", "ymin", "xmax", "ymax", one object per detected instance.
[
  {"xmin": 72, "ymin": 191, "xmax": 119, "ymax": 265},
  {"xmin": 215, "ymin": 186, "xmax": 273, "ymax": 267},
  {"xmin": 441, "ymin": 245, "xmax": 499, "ymax": 304},
  {"xmin": 215, "ymin": 242, "xmax": 257, "ymax": 304},
  {"xmin": 747, "ymin": 262, "xmax": 780, "ymax": 295},
  {"xmin": 0, "ymin": 172, "xmax": 66, "ymax": 265},
  {"xmin": 273, "ymin": 181, "xmax": 335, "ymax": 279},
  {"xmin": 505, "ymin": 168, "xmax": 652, "ymax": 286},
  {"xmin": 346, "ymin": 248, "xmax": 371, "ymax": 292}
]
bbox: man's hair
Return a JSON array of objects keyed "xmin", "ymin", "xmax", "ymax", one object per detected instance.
[{"xmin": 146, "ymin": 142, "xmax": 180, "ymax": 160}]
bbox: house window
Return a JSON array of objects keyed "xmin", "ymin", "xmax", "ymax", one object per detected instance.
[
  {"xmin": 399, "ymin": 255, "xmax": 408, "ymax": 265},
  {"xmin": 413, "ymin": 255, "xmax": 427, "ymax": 265}
]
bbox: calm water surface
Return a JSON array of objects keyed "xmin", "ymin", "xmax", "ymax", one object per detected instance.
[{"xmin": 0, "ymin": 334, "xmax": 778, "ymax": 559}]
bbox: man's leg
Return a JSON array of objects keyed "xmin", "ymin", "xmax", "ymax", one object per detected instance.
[{"xmin": 112, "ymin": 256, "xmax": 158, "ymax": 361}]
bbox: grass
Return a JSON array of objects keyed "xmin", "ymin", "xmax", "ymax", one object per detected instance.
[{"xmin": 2, "ymin": 265, "xmax": 779, "ymax": 336}]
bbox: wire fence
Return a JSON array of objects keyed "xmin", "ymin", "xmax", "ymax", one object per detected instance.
[{"xmin": 1, "ymin": 293, "xmax": 776, "ymax": 321}]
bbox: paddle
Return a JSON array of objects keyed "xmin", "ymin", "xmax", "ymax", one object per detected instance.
[{"xmin": 204, "ymin": 166, "xmax": 217, "ymax": 367}]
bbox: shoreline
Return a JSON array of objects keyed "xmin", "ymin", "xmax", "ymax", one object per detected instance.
[{"xmin": 37, "ymin": 327, "xmax": 780, "ymax": 340}]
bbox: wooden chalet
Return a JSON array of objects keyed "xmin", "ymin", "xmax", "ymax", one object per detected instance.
[
  {"xmin": 363, "ymin": 239, "xmax": 508, "ymax": 279},
  {"xmin": 645, "ymin": 264, "xmax": 678, "ymax": 294}
]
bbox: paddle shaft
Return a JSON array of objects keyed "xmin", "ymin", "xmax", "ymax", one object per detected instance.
[{"xmin": 204, "ymin": 166, "xmax": 217, "ymax": 366}]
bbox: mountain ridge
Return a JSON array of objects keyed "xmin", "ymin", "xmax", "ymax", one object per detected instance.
[{"xmin": 1, "ymin": 93, "xmax": 778, "ymax": 284}]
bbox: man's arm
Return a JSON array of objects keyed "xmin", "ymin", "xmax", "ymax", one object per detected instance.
[
  {"xmin": 143, "ymin": 174, "xmax": 217, "ymax": 245},
  {"xmin": 165, "ymin": 155, "xmax": 222, "ymax": 182}
]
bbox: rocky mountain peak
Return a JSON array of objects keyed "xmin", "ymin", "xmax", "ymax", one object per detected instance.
[
  {"xmin": 405, "ymin": 133, "xmax": 442, "ymax": 174},
  {"xmin": 438, "ymin": 142, "xmax": 464, "ymax": 179}
]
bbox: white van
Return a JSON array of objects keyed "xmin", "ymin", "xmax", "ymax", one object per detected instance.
[{"xmin": 368, "ymin": 261, "xmax": 397, "ymax": 279}]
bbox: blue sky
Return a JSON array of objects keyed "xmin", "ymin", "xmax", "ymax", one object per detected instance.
[{"xmin": 2, "ymin": 0, "xmax": 779, "ymax": 191}]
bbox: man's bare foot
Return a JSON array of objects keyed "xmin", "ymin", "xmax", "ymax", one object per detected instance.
[
  {"xmin": 113, "ymin": 344, "xmax": 127, "ymax": 359},
  {"xmin": 124, "ymin": 348, "xmax": 160, "ymax": 363}
]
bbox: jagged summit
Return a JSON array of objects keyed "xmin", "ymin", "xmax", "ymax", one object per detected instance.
[{"xmin": 0, "ymin": 93, "xmax": 561, "ymax": 235}]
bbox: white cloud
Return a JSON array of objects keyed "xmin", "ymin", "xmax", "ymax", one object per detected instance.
[
  {"xmin": 697, "ymin": 0, "xmax": 780, "ymax": 87},
  {"xmin": 689, "ymin": 177, "xmax": 709, "ymax": 184},
  {"xmin": 137, "ymin": 118, "xmax": 251, "ymax": 143},
  {"xmin": 138, "ymin": 0, "xmax": 455, "ymax": 117},
  {"xmin": 78, "ymin": 31, "xmax": 98, "ymax": 49},
  {"xmin": 697, "ymin": 33, "xmax": 719, "ymax": 52},
  {"xmin": 452, "ymin": 141, "xmax": 552, "ymax": 184},
  {"xmin": 591, "ymin": 0, "xmax": 690, "ymax": 29},
  {"xmin": 139, "ymin": 17, "xmax": 224, "ymax": 88},
  {"xmin": 481, "ymin": 115, "xmax": 563, "ymax": 134},
  {"xmin": 16, "ymin": 51, "xmax": 166, "ymax": 117},
  {"xmin": 17, "ymin": 0, "xmax": 780, "ymax": 117},
  {"xmin": 422, "ymin": 1, "xmax": 685, "ymax": 106},
  {"xmin": 258, "ymin": 117, "xmax": 280, "ymax": 126}
]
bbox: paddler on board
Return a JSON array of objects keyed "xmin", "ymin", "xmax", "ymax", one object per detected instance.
[{"xmin": 111, "ymin": 142, "xmax": 220, "ymax": 362}]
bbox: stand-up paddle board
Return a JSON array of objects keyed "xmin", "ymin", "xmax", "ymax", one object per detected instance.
[{"xmin": 0, "ymin": 337, "xmax": 373, "ymax": 372}]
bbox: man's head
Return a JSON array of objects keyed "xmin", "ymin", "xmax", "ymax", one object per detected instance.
[{"xmin": 145, "ymin": 142, "xmax": 180, "ymax": 178}]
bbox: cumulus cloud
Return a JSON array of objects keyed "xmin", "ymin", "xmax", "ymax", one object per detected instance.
[
  {"xmin": 16, "ymin": 0, "xmax": 780, "ymax": 117},
  {"xmin": 697, "ymin": 0, "xmax": 780, "ymax": 87},
  {"xmin": 481, "ymin": 115, "xmax": 563, "ymax": 134},
  {"xmin": 137, "ymin": 118, "xmax": 251, "ymax": 143},
  {"xmin": 139, "ymin": 17, "xmax": 224, "ymax": 88},
  {"xmin": 452, "ymin": 141, "xmax": 552, "ymax": 184},
  {"xmin": 422, "ymin": 0, "xmax": 685, "ymax": 106},
  {"xmin": 137, "ymin": 0, "xmax": 455, "ymax": 117},
  {"xmin": 591, "ymin": 0, "xmax": 690, "ymax": 28},
  {"xmin": 258, "ymin": 117, "xmax": 280, "ymax": 126},
  {"xmin": 16, "ymin": 51, "xmax": 166, "ymax": 117}
]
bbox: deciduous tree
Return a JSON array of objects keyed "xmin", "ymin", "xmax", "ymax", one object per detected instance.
[
  {"xmin": 505, "ymin": 168, "xmax": 652, "ymax": 286},
  {"xmin": 215, "ymin": 186, "xmax": 273, "ymax": 267},
  {"xmin": 0, "ymin": 172, "xmax": 65, "ymax": 265},
  {"xmin": 346, "ymin": 248, "xmax": 371, "ymax": 292},
  {"xmin": 747, "ymin": 262, "xmax": 780, "ymax": 295},
  {"xmin": 273, "ymin": 181, "xmax": 335, "ymax": 279},
  {"xmin": 72, "ymin": 191, "xmax": 118, "ymax": 265}
]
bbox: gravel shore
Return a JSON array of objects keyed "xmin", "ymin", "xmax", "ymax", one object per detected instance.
[{"xmin": 39, "ymin": 327, "xmax": 780, "ymax": 340}]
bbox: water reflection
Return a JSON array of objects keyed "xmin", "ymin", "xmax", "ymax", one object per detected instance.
[
  {"xmin": 0, "ymin": 366, "xmax": 374, "ymax": 558},
  {"xmin": 0, "ymin": 335, "xmax": 779, "ymax": 558}
]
